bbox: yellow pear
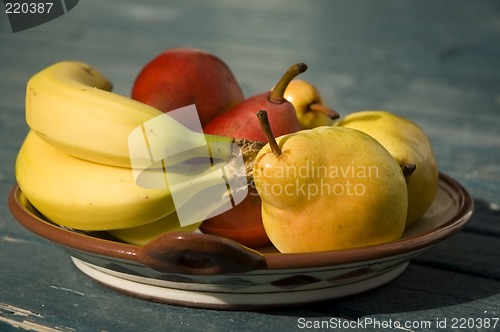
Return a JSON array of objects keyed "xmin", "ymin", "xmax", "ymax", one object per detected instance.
[
  {"xmin": 335, "ymin": 110, "xmax": 439, "ymax": 228},
  {"xmin": 283, "ymin": 79, "xmax": 338, "ymax": 129},
  {"xmin": 252, "ymin": 111, "xmax": 408, "ymax": 253}
]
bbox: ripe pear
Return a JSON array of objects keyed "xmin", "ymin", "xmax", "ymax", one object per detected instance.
[
  {"xmin": 203, "ymin": 63, "xmax": 306, "ymax": 141},
  {"xmin": 131, "ymin": 48, "xmax": 244, "ymax": 126},
  {"xmin": 334, "ymin": 110, "xmax": 439, "ymax": 227},
  {"xmin": 253, "ymin": 111, "xmax": 408, "ymax": 253},
  {"xmin": 199, "ymin": 64, "xmax": 307, "ymax": 247},
  {"xmin": 284, "ymin": 79, "xmax": 339, "ymax": 129}
]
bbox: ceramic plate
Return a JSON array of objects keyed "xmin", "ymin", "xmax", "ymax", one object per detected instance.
[{"xmin": 8, "ymin": 173, "xmax": 473, "ymax": 310}]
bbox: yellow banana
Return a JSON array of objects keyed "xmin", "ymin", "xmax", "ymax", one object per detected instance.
[
  {"xmin": 15, "ymin": 131, "xmax": 176, "ymax": 230},
  {"xmin": 108, "ymin": 211, "xmax": 201, "ymax": 246},
  {"xmin": 21, "ymin": 61, "xmax": 265, "ymax": 232},
  {"xmin": 16, "ymin": 130, "xmax": 251, "ymax": 231},
  {"xmin": 25, "ymin": 61, "xmax": 260, "ymax": 169}
]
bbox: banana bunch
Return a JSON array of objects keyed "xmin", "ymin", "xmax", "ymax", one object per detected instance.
[
  {"xmin": 16, "ymin": 131, "xmax": 176, "ymax": 230},
  {"xmin": 16, "ymin": 61, "xmax": 258, "ymax": 245},
  {"xmin": 25, "ymin": 61, "xmax": 245, "ymax": 168}
]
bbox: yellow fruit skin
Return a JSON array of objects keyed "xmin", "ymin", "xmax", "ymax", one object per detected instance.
[
  {"xmin": 284, "ymin": 79, "xmax": 335, "ymax": 129},
  {"xmin": 25, "ymin": 61, "xmax": 155, "ymax": 168},
  {"xmin": 253, "ymin": 126, "xmax": 408, "ymax": 253},
  {"xmin": 18, "ymin": 61, "xmax": 258, "ymax": 235},
  {"xmin": 109, "ymin": 211, "xmax": 201, "ymax": 246},
  {"xmin": 25, "ymin": 61, "xmax": 239, "ymax": 169},
  {"xmin": 335, "ymin": 110, "xmax": 439, "ymax": 227},
  {"xmin": 15, "ymin": 131, "xmax": 175, "ymax": 230}
]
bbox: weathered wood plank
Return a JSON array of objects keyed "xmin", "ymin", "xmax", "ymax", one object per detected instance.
[
  {"xmin": 414, "ymin": 231, "xmax": 500, "ymax": 280},
  {"xmin": 296, "ymin": 264, "xmax": 500, "ymax": 324}
]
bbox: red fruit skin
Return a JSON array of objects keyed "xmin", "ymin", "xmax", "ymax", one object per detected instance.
[
  {"xmin": 203, "ymin": 91, "xmax": 302, "ymax": 141},
  {"xmin": 131, "ymin": 48, "xmax": 244, "ymax": 126},
  {"xmin": 200, "ymin": 92, "xmax": 301, "ymax": 249},
  {"xmin": 199, "ymin": 187, "xmax": 270, "ymax": 249}
]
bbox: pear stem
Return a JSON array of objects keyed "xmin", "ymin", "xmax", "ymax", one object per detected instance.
[
  {"xmin": 269, "ymin": 63, "xmax": 308, "ymax": 104},
  {"xmin": 256, "ymin": 110, "xmax": 282, "ymax": 156},
  {"xmin": 309, "ymin": 103, "xmax": 340, "ymax": 119}
]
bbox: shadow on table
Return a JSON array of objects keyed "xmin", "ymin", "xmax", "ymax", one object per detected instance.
[{"xmin": 260, "ymin": 198, "xmax": 500, "ymax": 317}]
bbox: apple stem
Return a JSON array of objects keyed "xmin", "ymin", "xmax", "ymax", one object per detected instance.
[
  {"xmin": 256, "ymin": 110, "xmax": 282, "ymax": 156},
  {"xmin": 309, "ymin": 103, "xmax": 340, "ymax": 119},
  {"xmin": 269, "ymin": 63, "xmax": 308, "ymax": 104}
]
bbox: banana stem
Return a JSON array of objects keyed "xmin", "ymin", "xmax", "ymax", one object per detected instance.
[
  {"xmin": 269, "ymin": 63, "xmax": 308, "ymax": 104},
  {"xmin": 205, "ymin": 134, "xmax": 265, "ymax": 179},
  {"xmin": 256, "ymin": 110, "xmax": 282, "ymax": 156},
  {"xmin": 309, "ymin": 103, "xmax": 340, "ymax": 119}
]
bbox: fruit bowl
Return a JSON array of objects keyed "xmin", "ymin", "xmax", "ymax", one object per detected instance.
[{"xmin": 8, "ymin": 173, "xmax": 473, "ymax": 310}]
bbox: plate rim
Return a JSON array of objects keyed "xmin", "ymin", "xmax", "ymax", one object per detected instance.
[
  {"xmin": 8, "ymin": 172, "xmax": 474, "ymax": 272},
  {"xmin": 71, "ymin": 256, "xmax": 410, "ymax": 310}
]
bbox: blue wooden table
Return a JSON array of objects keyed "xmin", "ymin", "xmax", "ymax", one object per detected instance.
[{"xmin": 1, "ymin": 1, "xmax": 499, "ymax": 331}]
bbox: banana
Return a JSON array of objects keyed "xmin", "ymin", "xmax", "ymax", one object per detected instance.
[
  {"xmin": 15, "ymin": 131, "xmax": 176, "ymax": 230},
  {"xmin": 16, "ymin": 130, "xmax": 251, "ymax": 231},
  {"xmin": 25, "ymin": 61, "xmax": 262, "ymax": 170},
  {"xmin": 20, "ymin": 61, "xmax": 265, "ymax": 232},
  {"xmin": 108, "ymin": 211, "xmax": 201, "ymax": 246}
]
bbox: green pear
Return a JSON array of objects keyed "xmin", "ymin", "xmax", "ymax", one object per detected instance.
[
  {"xmin": 334, "ymin": 110, "xmax": 439, "ymax": 228},
  {"xmin": 253, "ymin": 111, "xmax": 408, "ymax": 253}
]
